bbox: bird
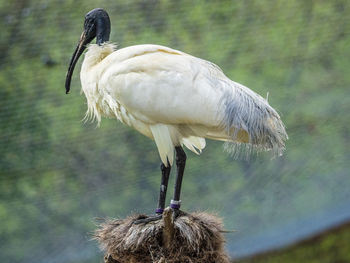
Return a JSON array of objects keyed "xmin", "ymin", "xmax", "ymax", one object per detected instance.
[{"xmin": 65, "ymin": 8, "xmax": 288, "ymax": 223}]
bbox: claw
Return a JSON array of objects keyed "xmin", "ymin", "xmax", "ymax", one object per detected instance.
[
  {"xmin": 171, "ymin": 208, "xmax": 186, "ymax": 221},
  {"xmin": 133, "ymin": 214, "xmax": 163, "ymax": 225}
]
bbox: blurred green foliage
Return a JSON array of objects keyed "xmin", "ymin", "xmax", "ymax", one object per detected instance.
[{"xmin": 0, "ymin": 0, "xmax": 349, "ymax": 262}]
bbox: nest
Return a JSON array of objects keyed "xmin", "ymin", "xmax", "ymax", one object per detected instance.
[{"xmin": 95, "ymin": 208, "xmax": 230, "ymax": 263}]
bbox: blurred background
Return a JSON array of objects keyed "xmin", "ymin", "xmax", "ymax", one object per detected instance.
[{"xmin": 1, "ymin": 0, "xmax": 349, "ymax": 262}]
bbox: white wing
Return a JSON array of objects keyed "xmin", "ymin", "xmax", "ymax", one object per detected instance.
[
  {"xmin": 100, "ymin": 45, "xmax": 224, "ymax": 127},
  {"xmin": 83, "ymin": 44, "xmax": 287, "ymax": 164}
]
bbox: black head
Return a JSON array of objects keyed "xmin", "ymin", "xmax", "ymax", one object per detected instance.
[
  {"xmin": 65, "ymin": 8, "xmax": 111, "ymax": 94},
  {"xmin": 84, "ymin": 8, "xmax": 111, "ymax": 45}
]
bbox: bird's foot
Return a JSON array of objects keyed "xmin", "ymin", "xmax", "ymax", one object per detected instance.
[
  {"xmin": 170, "ymin": 200, "xmax": 185, "ymax": 220},
  {"xmin": 133, "ymin": 206, "xmax": 186, "ymax": 225},
  {"xmin": 133, "ymin": 214, "xmax": 163, "ymax": 225},
  {"xmin": 171, "ymin": 208, "xmax": 186, "ymax": 221}
]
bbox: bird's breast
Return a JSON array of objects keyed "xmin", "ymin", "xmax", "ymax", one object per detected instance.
[
  {"xmin": 80, "ymin": 67, "xmax": 153, "ymax": 138},
  {"xmin": 80, "ymin": 65, "xmax": 123, "ymax": 123}
]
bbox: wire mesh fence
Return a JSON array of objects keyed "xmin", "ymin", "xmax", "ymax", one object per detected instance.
[{"xmin": 1, "ymin": 1, "xmax": 349, "ymax": 262}]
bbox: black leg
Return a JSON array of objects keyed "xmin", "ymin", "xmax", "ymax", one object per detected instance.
[
  {"xmin": 134, "ymin": 148, "xmax": 187, "ymax": 225},
  {"xmin": 171, "ymin": 146, "xmax": 186, "ymax": 211},
  {"xmin": 134, "ymin": 160, "xmax": 171, "ymax": 225},
  {"xmin": 156, "ymin": 160, "xmax": 171, "ymax": 214}
]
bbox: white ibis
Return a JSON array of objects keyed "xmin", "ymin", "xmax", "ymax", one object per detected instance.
[{"xmin": 65, "ymin": 8, "xmax": 288, "ymax": 222}]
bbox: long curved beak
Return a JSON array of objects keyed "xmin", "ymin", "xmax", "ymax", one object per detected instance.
[{"xmin": 65, "ymin": 32, "xmax": 88, "ymax": 94}]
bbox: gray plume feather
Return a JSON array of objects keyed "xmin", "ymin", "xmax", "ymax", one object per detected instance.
[{"xmin": 219, "ymin": 79, "xmax": 288, "ymax": 159}]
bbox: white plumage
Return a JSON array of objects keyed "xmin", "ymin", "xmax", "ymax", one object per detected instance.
[
  {"xmin": 65, "ymin": 8, "xmax": 288, "ymax": 217},
  {"xmin": 79, "ymin": 43, "xmax": 287, "ymax": 165}
]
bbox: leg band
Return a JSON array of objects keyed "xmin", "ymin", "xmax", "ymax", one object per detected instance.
[
  {"xmin": 155, "ymin": 208, "xmax": 164, "ymax": 214},
  {"xmin": 170, "ymin": 199, "xmax": 181, "ymax": 209}
]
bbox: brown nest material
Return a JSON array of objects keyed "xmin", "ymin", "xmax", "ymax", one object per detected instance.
[{"xmin": 95, "ymin": 207, "xmax": 230, "ymax": 263}]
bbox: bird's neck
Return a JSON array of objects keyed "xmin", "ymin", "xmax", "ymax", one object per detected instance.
[
  {"xmin": 96, "ymin": 13, "xmax": 111, "ymax": 45},
  {"xmin": 82, "ymin": 43, "xmax": 116, "ymax": 70}
]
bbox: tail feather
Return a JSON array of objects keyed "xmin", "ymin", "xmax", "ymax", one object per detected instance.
[
  {"xmin": 182, "ymin": 136, "xmax": 206, "ymax": 155},
  {"xmin": 150, "ymin": 124, "xmax": 207, "ymax": 166},
  {"xmin": 220, "ymin": 80, "xmax": 288, "ymax": 158},
  {"xmin": 150, "ymin": 124, "xmax": 174, "ymax": 166}
]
